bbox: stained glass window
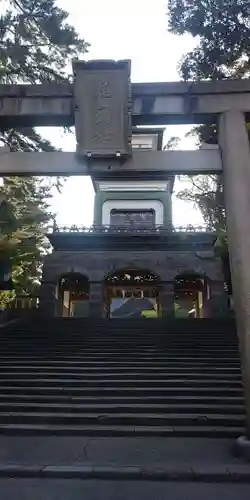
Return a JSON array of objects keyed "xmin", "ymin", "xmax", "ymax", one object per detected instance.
[{"xmin": 110, "ymin": 209, "xmax": 155, "ymax": 227}]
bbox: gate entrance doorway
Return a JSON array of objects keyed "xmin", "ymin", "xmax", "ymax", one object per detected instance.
[
  {"xmin": 57, "ymin": 273, "xmax": 90, "ymax": 317},
  {"xmin": 104, "ymin": 268, "xmax": 160, "ymax": 318},
  {"xmin": 174, "ymin": 273, "xmax": 209, "ymax": 318}
]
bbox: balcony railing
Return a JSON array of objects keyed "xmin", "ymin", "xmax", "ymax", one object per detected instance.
[{"xmin": 50, "ymin": 224, "xmax": 213, "ymax": 234}]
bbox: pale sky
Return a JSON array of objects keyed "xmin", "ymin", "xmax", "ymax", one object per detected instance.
[{"xmin": 41, "ymin": 0, "xmax": 204, "ymax": 227}]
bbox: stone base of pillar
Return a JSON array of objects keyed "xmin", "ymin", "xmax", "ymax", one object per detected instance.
[
  {"xmin": 233, "ymin": 436, "xmax": 250, "ymax": 461},
  {"xmin": 161, "ymin": 306, "xmax": 174, "ymax": 318},
  {"xmin": 89, "ymin": 302, "xmax": 103, "ymax": 318},
  {"xmin": 209, "ymin": 296, "xmax": 230, "ymax": 317}
]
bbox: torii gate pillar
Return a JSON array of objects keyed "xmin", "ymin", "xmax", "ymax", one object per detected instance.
[{"xmin": 219, "ymin": 110, "xmax": 250, "ymax": 456}]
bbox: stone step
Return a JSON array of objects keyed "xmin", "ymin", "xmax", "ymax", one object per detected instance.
[
  {"xmin": 0, "ymin": 411, "xmax": 245, "ymax": 427},
  {"xmin": 10, "ymin": 331, "xmax": 237, "ymax": 337},
  {"xmin": 0, "ymin": 423, "xmax": 244, "ymax": 438},
  {"xmin": 0, "ymin": 394, "xmax": 244, "ymax": 405},
  {"xmin": 0, "ymin": 337, "xmax": 238, "ymax": 343},
  {"xmin": 0, "ymin": 338, "xmax": 238, "ymax": 344},
  {"xmin": 2, "ymin": 336, "xmax": 238, "ymax": 341},
  {"xmin": 0, "ymin": 359, "xmax": 241, "ymax": 367},
  {"xmin": 8, "ymin": 329, "xmax": 237, "ymax": 334},
  {"xmin": 8, "ymin": 321, "xmax": 236, "ymax": 328},
  {"xmin": 0, "ymin": 386, "xmax": 243, "ymax": 396},
  {"xmin": 2, "ymin": 339, "xmax": 239, "ymax": 345},
  {"xmin": 5, "ymin": 329, "xmax": 237, "ymax": 335},
  {"xmin": 0, "ymin": 402, "xmax": 244, "ymax": 415},
  {"xmin": 0, "ymin": 352, "xmax": 238, "ymax": 359},
  {"xmin": 12, "ymin": 332, "xmax": 236, "ymax": 337},
  {"xmin": 0, "ymin": 371, "xmax": 242, "ymax": 380},
  {"xmin": 0, "ymin": 349, "xmax": 239, "ymax": 356},
  {"xmin": 0, "ymin": 360, "xmax": 240, "ymax": 367},
  {"xmin": 9, "ymin": 323, "xmax": 236, "ymax": 329},
  {"xmin": 0, "ymin": 345, "xmax": 238, "ymax": 352},
  {"xmin": 0, "ymin": 365, "xmax": 241, "ymax": 374},
  {"xmin": 12, "ymin": 342, "xmax": 236, "ymax": 345},
  {"xmin": 1, "ymin": 463, "xmax": 250, "ymax": 483},
  {"xmin": 0, "ymin": 355, "xmax": 240, "ymax": 362},
  {"xmin": 0, "ymin": 377, "xmax": 243, "ymax": 387},
  {"xmin": 0, "ymin": 360, "xmax": 241, "ymax": 369},
  {"xmin": 9, "ymin": 327, "xmax": 229, "ymax": 331},
  {"xmin": 4, "ymin": 331, "xmax": 237, "ymax": 334}
]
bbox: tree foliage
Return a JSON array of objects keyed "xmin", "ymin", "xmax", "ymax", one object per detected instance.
[
  {"xmin": 0, "ymin": 0, "xmax": 89, "ymax": 84},
  {"xmin": 167, "ymin": 0, "xmax": 250, "ymax": 235},
  {"xmin": 167, "ymin": 0, "xmax": 249, "ymax": 289},
  {"xmin": 176, "ymin": 174, "xmax": 225, "ymax": 230},
  {"xmin": 164, "ymin": 136, "xmax": 181, "ymax": 150},
  {"xmin": 168, "ymin": 0, "xmax": 250, "ymax": 80},
  {"xmin": 168, "ymin": 0, "xmax": 250, "ymax": 146},
  {"xmin": 0, "ymin": 179, "xmax": 52, "ymax": 302},
  {"xmin": 0, "ymin": 0, "xmax": 89, "ymax": 305}
]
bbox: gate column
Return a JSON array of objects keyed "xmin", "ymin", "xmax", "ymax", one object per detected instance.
[
  {"xmin": 209, "ymin": 280, "xmax": 229, "ymax": 317},
  {"xmin": 160, "ymin": 282, "xmax": 174, "ymax": 317},
  {"xmin": 219, "ymin": 110, "xmax": 250, "ymax": 452},
  {"xmin": 39, "ymin": 282, "xmax": 57, "ymax": 316},
  {"xmin": 89, "ymin": 282, "xmax": 103, "ymax": 318}
]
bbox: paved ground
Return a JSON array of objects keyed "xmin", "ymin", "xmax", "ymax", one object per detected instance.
[
  {"xmin": 0, "ymin": 436, "xmax": 249, "ymax": 499},
  {"xmin": 0, "ymin": 436, "xmax": 246, "ymax": 466},
  {"xmin": 0, "ymin": 479, "xmax": 250, "ymax": 500}
]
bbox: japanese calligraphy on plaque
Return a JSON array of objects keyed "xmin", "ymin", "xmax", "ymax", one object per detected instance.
[
  {"xmin": 93, "ymin": 80, "xmax": 113, "ymax": 144},
  {"xmin": 73, "ymin": 60, "xmax": 131, "ymax": 158}
]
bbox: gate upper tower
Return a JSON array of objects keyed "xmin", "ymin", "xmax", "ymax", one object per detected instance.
[{"xmin": 93, "ymin": 128, "xmax": 173, "ymax": 229}]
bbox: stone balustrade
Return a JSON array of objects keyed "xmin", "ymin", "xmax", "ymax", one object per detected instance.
[{"xmin": 50, "ymin": 224, "xmax": 212, "ymax": 234}]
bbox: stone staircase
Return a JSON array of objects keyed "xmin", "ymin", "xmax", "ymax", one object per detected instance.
[{"xmin": 0, "ymin": 317, "xmax": 245, "ymax": 437}]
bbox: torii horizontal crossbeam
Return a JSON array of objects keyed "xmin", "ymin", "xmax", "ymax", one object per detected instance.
[
  {"xmin": 1, "ymin": 79, "xmax": 250, "ymax": 127},
  {"xmin": 0, "ymin": 149, "xmax": 222, "ymax": 178}
]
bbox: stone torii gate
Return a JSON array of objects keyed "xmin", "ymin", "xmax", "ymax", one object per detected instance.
[{"xmin": 1, "ymin": 59, "xmax": 250, "ymax": 454}]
